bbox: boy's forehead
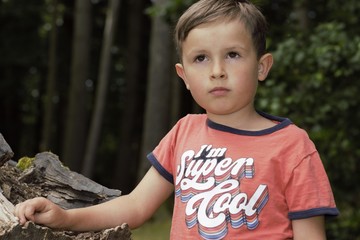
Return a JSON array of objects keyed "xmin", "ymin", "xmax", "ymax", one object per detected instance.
[
  {"xmin": 186, "ymin": 19, "xmax": 250, "ymax": 40},
  {"xmin": 182, "ymin": 20, "xmax": 253, "ymax": 52}
]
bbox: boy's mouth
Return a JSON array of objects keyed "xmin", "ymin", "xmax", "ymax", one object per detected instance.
[{"xmin": 209, "ymin": 87, "xmax": 230, "ymax": 96}]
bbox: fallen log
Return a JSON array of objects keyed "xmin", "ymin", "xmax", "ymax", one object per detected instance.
[
  {"xmin": 0, "ymin": 134, "xmax": 132, "ymax": 239},
  {"xmin": 0, "ymin": 190, "xmax": 18, "ymax": 229},
  {"xmin": 16, "ymin": 152, "xmax": 122, "ymax": 209},
  {"xmin": 0, "ymin": 133, "xmax": 13, "ymax": 168},
  {"xmin": 0, "ymin": 219, "xmax": 131, "ymax": 240}
]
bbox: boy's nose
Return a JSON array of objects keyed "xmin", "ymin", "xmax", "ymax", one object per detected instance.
[{"xmin": 210, "ymin": 61, "xmax": 226, "ymax": 80}]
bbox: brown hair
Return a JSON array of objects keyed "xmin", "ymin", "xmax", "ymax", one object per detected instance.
[{"xmin": 174, "ymin": 0, "xmax": 268, "ymax": 60}]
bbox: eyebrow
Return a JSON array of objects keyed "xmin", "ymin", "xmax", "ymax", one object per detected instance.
[
  {"xmin": 225, "ymin": 45, "xmax": 247, "ymax": 51},
  {"xmin": 184, "ymin": 45, "xmax": 248, "ymax": 57}
]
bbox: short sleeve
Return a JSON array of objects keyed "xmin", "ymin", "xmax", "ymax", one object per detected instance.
[
  {"xmin": 286, "ymin": 151, "xmax": 339, "ymax": 219},
  {"xmin": 147, "ymin": 118, "xmax": 183, "ymax": 184}
]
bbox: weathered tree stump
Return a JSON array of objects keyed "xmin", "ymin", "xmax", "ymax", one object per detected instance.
[
  {"xmin": 0, "ymin": 133, "xmax": 132, "ymax": 239},
  {"xmin": 0, "ymin": 134, "xmax": 13, "ymax": 167}
]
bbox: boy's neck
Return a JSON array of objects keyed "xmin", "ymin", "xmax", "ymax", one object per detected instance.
[{"xmin": 206, "ymin": 109, "xmax": 276, "ymax": 131}]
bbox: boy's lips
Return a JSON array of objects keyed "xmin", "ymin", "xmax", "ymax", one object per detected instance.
[{"xmin": 209, "ymin": 87, "xmax": 230, "ymax": 96}]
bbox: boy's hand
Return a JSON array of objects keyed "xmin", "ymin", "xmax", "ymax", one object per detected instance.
[{"xmin": 14, "ymin": 197, "xmax": 66, "ymax": 229}]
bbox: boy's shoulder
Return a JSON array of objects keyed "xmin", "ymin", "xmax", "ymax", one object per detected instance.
[
  {"xmin": 257, "ymin": 111, "xmax": 310, "ymax": 137},
  {"xmin": 177, "ymin": 113, "xmax": 207, "ymax": 125},
  {"xmin": 280, "ymin": 120, "xmax": 312, "ymax": 142},
  {"xmin": 272, "ymin": 119, "xmax": 317, "ymax": 155}
]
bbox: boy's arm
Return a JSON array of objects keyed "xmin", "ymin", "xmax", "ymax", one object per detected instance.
[
  {"xmin": 66, "ymin": 166, "xmax": 174, "ymax": 231},
  {"xmin": 16, "ymin": 166, "xmax": 174, "ymax": 231},
  {"xmin": 292, "ymin": 216, "xmax": 326, "ymax": 240}
]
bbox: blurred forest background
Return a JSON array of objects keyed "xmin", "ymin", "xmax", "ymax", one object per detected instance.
[{"xmin": 0, "ymin": 0, "xmax": 359, "ymax": 239}]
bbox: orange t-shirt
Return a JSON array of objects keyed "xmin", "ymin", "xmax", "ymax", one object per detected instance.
[{"xmin": 148, "ymin": 113, "xmax": 339, "ymax": 239}]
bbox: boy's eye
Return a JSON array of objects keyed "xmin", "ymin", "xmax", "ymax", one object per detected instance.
[
  {"xmin": 195, "ymin": 55, "xmax": 207, "ymax": 62},
  {"xmin": 228, "ymin": 51, "xmax": 240, "ymax": 58}
]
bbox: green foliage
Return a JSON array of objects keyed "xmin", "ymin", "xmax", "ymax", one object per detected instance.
[
  {"xmin": 16, "ymin": 156, "xmax": 35, "ymax": 171},
  {"xmin": 257, "ymin": 21, "xmax": 360, "ymax": 239}
]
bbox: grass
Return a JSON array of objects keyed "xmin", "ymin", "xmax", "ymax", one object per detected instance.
[{"xmin": 131, "ymin": 204, "xmax": 172, "ymax": 240}]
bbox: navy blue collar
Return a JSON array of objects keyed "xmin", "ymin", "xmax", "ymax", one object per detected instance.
[{"xmin": 206, "ymin": 111, "xmax": 292, "ymax": 136}]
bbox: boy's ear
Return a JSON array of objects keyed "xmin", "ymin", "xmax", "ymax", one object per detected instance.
[
  {"xmin": 258, "ymin": 53, "xmax": 273, "ymax": 81},
  {"xmin": 175, "ymin": 63, "xmax": 190, "ymax": 90}
]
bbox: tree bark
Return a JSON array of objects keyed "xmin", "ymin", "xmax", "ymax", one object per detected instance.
[
  {"xmin": 138, "ymin": 0, "xmax": 174, "ymax": 180},
  {"xmin": 0, "ymin": 134, "xmax": 131, "ymax": 239},
  {"xmin": 0, "ymin": 220, "xmax": 131, "ymax": 240},
  {"xmin": 293, "ymin": 0, "xmax": 309, "ymax": 31},
  {"xmin": 62, "ymin": 0, "xmax": 92, "ymax": 172},
  {"xmin": 82, "ymin": 0, "xmax": 121, "ymax": 178},
  {"xmin": 114, "ymin": 0, "xmax": 149, "ymax": 193},
  {"xmin": 0, "ymin": 134, "xmax": 13, "ymax": 167},
  {"xmin": 40, "ymin": 0, "xmax": 59, "ymax": 152}
]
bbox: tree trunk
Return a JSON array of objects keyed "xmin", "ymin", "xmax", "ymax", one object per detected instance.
[
  {"xmin": 138, "ymin": 0, "xmax": 174, "ymax": 179},
  {"xmin": 40, "ymin": 0, "xmax": 59, "ymax": 152},
  {"xmin": 0, "ymin": 134, "xmax": 131, "ymax": 239},
  {"xmin": 81, "ymin": 0, "xmax": 121, "ymax": 178},
  {"xmin": 113, "ymin": 0, "xmax": 149, "ymax": 193},
  {"xmin": 293, "ymin": 0, "xmax": 309, "ymax": 31},
  {"xmin": 62, "ymin": 0, "xmax": 92, "ymax": 172}
]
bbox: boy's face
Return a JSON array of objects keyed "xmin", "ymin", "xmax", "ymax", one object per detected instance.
[{"xmin": 176, "ymin": 19, "xmax": 272, "ymax": 122}]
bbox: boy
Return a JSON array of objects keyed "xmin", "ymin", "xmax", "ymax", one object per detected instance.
[{"xmin": 15, "ymin": 0, "xmax": 339, "ymax": 239}]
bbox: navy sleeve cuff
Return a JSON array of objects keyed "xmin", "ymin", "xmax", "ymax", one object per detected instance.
[
  {"xmin": 288, "ymin": 207, "xmax": 340, "ymax": 220},
  {"xmin": 147, "ymin": 152, "xmax": 174, "ymax": 184}
]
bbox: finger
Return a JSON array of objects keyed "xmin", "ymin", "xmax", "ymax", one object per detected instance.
[
  {"xmin": 23, "ymin": 204, "xmax": 36, "ymax": 222},
  {"xmin": 14, "ymin": 203, "xmax": 28, "ymax": 225},
  {"xmin": 14, "ymin": 197, "xmax": 51, "ymax": 225},
  {"xmin": 15, "ymin": 199, "xmax": 39, "ymax": 224}
]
